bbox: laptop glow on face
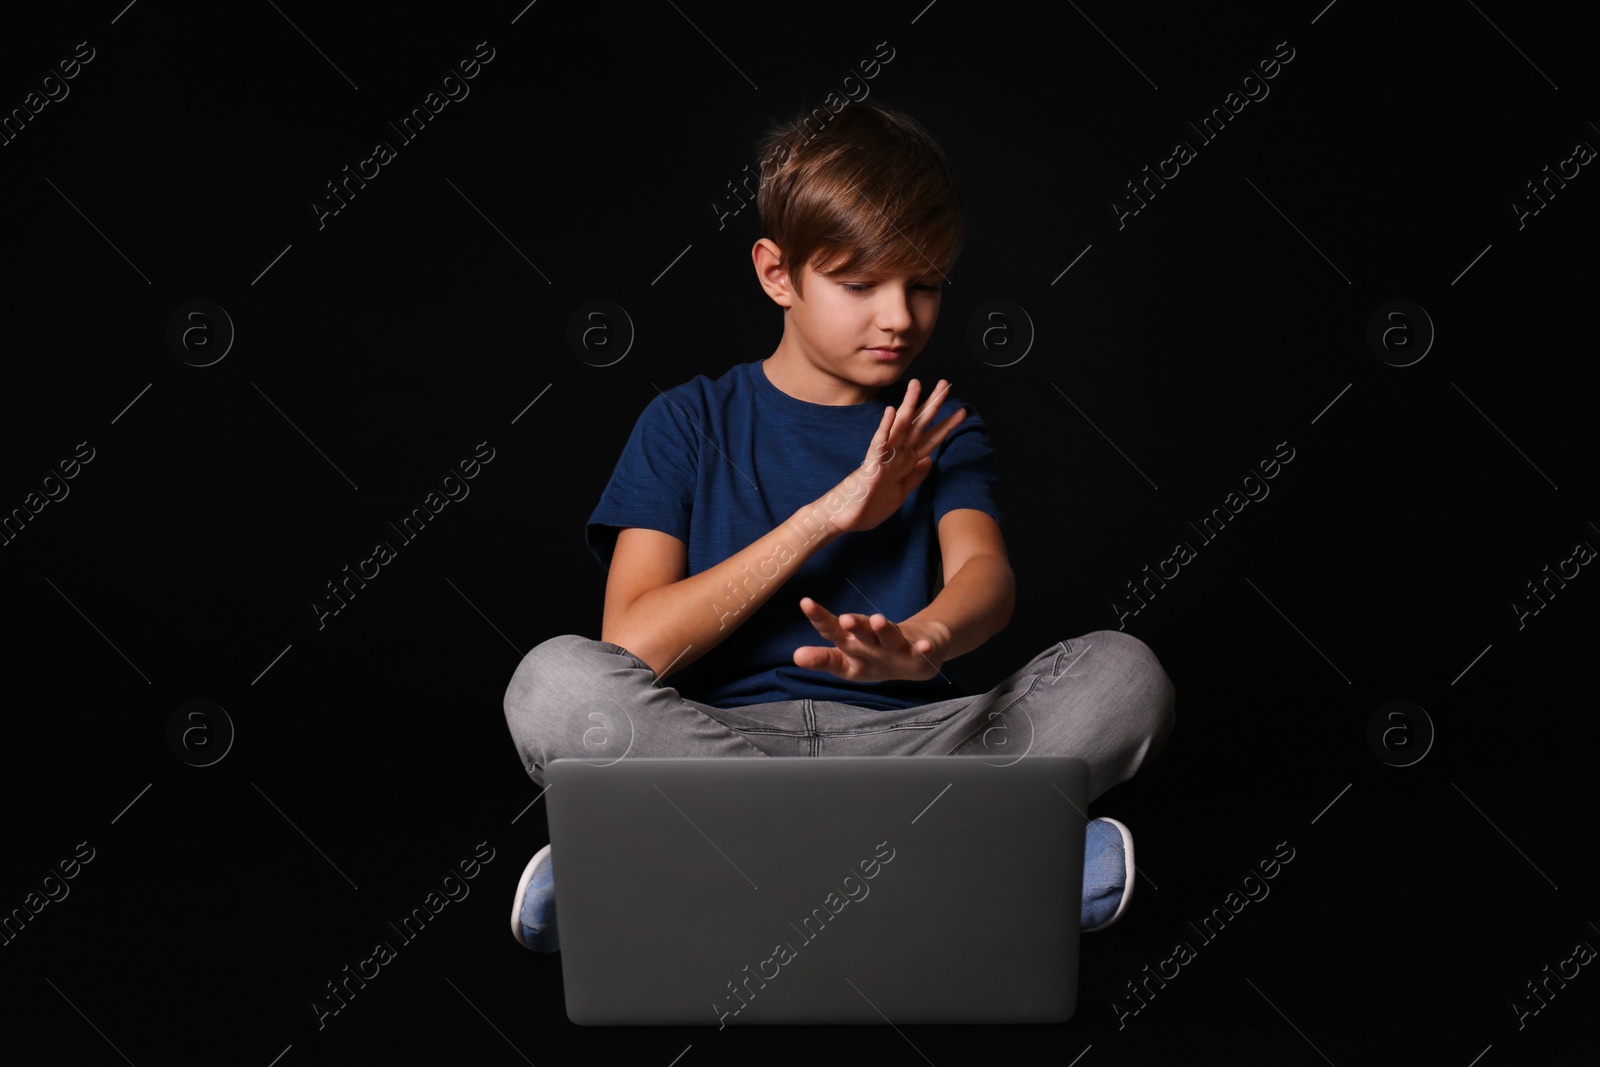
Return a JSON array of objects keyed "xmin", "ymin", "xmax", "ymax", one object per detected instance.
[{"xmin": 545, "ymin": 755, "xmax": 1088, "ymax": 1026}]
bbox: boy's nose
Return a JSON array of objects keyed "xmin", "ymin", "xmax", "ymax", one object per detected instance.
[{"xmin": 874, "ymin": 291, "xmax": 914, "ymax": 332}]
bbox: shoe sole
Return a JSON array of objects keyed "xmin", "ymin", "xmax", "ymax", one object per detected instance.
[
  {"xmin": 509, "ymin": 843, "xmax": 552, "ymax": 950},
  {"xmin": 1082, "ymin": 817, "xmax": 1134, "ymax": 933}
]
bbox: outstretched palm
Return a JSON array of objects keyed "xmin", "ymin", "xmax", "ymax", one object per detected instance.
[
  {"xmin": 827, "ymin": 378, "xmax": 967, "ymax": 536},
  {"xmin": 792, "ymin": 597, "xmax": 944, "ymax": 682}
]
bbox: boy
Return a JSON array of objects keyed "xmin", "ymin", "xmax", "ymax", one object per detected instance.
[{"xmin": 503, "ymin": 102, "xmax": 1175, "ymax": 954}]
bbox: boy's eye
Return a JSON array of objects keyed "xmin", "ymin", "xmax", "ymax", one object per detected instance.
[{"xmin": 840, "ymin": 282, "xmax": 941, "ymax": 293}]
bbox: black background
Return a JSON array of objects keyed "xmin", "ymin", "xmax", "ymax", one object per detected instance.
[{"xmin": 2, "ymin": 1, "xmax": 1595, "ymax": 1063}]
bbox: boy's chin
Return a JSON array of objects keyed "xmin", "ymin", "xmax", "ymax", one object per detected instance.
[
  {"xmin": 856, "ymin": 349, "xmax": 916, "ymax": 369},
  {"xmin": 845, "ymin": 363, "xmax": 908, "ymax": 386}
]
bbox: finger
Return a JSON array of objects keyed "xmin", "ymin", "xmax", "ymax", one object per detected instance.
[
  {"xmin": 888, "ymin": 379, "xmax": 923, "ymax": 447},
  {"xmin": 800, "ymin": 596, "xmax": 835, "ymax": 617},
  {"xmin": 902, "ymin": 455, "xmax": 935, "ymax": 495},
  {"xmin": 812, "ymin": 643, "xmax": 863, "ymax": 680},
  {"xmin": 863, "ymin": 405, "xmax": 895, "ymax": 472},
  {"xmin": 915, "ymin": 406, "xmax": 967, "ymax": 459},
  {"xmin": 910, "ymin": 380, "xmax": 951, "ymax": 431},
  {"xmin": 837, "ymin": 616, "xmax": 887, "ymax": 656},
  {"xmin": 889, "ymin": 620, "xmax": 934, "ymax": 656},
  {"xmin": 837, "ymin": 613, "xmax": 879, "ymax": 645},
  {"xmin": 794, "ymin": 644, "xmax": 845, "ymax": 675},
  {"xmin": 799, "ymin": 597, "xmax": 843, "ymax": 638},
  {"xmin": 899, "ymin": 378, "xmax": 923, "ymax": 422},
  {"xmin": 868, "ymin": 614, "xmax": 911, "ymax": 652},
  {"xmin": 866, "ymin": 403, "xmax": 893, "ymax": 452},
  {"xmin": 906, "ymin": 389, "xmax": 954, "ymax": 457},
  {"xmin": 888, "ymin": 619, "xmax": 928, "ymax": 655}
]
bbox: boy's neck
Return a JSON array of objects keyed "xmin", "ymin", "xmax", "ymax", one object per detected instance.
[{"xmin": 762, "ymin": 348, "xmax": 886, "ymax": 408}]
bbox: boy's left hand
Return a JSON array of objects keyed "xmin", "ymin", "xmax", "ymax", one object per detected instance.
[{"xmin": 792, "ymin": 597, "xmax": 946, "ymax": 682}]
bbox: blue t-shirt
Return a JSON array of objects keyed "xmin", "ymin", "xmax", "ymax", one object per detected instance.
[{"xmin": 586, "ymin": 358, "xmax": 1002, "ymax": 710}]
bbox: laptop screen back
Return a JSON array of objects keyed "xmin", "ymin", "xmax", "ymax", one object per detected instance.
[{"xmin": 546, "ymin": 755, "xmax": 1088, "ymax": 1025}]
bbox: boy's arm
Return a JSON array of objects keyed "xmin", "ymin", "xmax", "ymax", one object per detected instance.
[
  {"xmin": 790, "ymin": 508, "xmax": 1012, "ymax": 682},
  {"xmin": 900, "ymin": 508, "xmax": 1014, "ymax": 662},
  {"xmin": 601, "ymin": 496, "xmax": 850, "ymax": 682}
]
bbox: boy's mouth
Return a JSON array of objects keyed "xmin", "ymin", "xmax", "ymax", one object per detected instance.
[{"xmin": 865, "ymin": 346, "xmax": 908, "ymax": 361}]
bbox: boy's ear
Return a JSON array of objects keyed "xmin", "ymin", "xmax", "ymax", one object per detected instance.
[{"xmin": 753, "ymin": 238, "xmax": 796, "ymax": 308}]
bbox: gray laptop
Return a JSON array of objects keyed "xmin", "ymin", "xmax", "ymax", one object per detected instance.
[{"xmin": 545, "ymin": 755, "xmax": 1088, "ymax": 1025}]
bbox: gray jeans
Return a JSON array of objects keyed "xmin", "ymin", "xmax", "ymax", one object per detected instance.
[{"xmin": 502, "ymin": 631, "xmax": 1175, "ymax": 803}]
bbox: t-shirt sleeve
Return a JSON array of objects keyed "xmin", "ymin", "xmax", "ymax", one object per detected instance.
[
  {"xmin": 585, "ymin": 390, "xmax": 700, "ymax": 570},
  {"xmin": 930, "ymin": 402, "xmax": 1002, "ymax": 528}
]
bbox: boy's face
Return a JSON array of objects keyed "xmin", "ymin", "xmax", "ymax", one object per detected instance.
[{"xmin": 756, "ymin": 239, "xmax": 944, "ymax": 398}]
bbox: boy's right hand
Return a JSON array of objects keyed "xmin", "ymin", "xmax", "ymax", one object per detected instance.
[{"xmin": 820, "ymin": 378, "xmax": 967, "ymax": 537}]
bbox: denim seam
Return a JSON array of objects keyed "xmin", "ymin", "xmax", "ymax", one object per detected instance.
[
  {"xmin": 946, "ymin": 650, "xmax": 1058, "ymax": 754},
  {"xmin": 814, "ymin": 720, "xmax": 963, "ymax": 736},
  {"xmin": 1049, "ymin": 638, "xmax": 1075, "ymax": 680}
]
